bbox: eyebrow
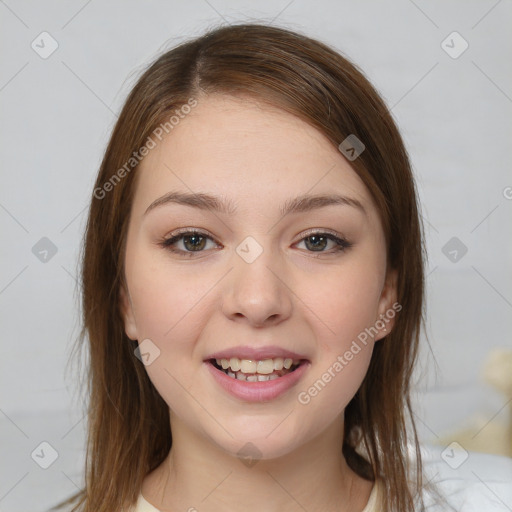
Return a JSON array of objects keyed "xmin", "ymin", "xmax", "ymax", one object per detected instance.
[{"xmin": 144, "ymin": 191, "xmax": 366, "ymax": 217}]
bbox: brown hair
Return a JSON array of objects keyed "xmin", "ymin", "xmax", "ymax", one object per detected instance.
[{"xmin": 61, "ymin": 22, "xmax": 427, "ymax": 512}]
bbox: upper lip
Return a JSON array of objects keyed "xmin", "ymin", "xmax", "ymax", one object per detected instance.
[{"xmin": 205, "ymin": 345, "xmax": 309, "ymax": 362}]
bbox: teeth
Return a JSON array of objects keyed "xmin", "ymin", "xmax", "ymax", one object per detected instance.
[
  {"xmin": 257, "ymin": 359, "xmax": 274, "ymax": 374},
  {"xmin": 213, "ymin": 356, "xmax": 304, "ymax": 382},
  {"xmin": 214, "ymin": 356, "xmax": 301, "ymax": 374},
  {"xmin": 273, "ymin": 357, "xmax": 284, "ymax": 371},
  {"xmin": 240, "ymin": 360, "xmax": 257, "ymax": 373}
]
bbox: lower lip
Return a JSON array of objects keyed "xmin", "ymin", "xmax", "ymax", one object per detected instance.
[{"xmin": 205, "ymin": 360, "xmax": 310, "ymax": 402}]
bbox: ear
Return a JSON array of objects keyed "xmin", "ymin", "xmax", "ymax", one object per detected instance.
[
  {"xmin": 374, "ymin": 268, "xmax": 399, "ymax": 342},
  {"xmin": 119, "ymin": 284, "xmax": 139, "ymax": 341}
]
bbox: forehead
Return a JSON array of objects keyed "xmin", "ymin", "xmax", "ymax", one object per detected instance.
[{"xmin": 132, "ymin": 94, "xmax": 377, "ymax": 221}]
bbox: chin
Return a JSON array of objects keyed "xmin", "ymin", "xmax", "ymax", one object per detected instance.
[
  {"xmin": 222, "ymin": 435, "xmax": 300, "ymax": 463},
  {"xmin": 204, "ymin": 415, "xmax": 307, "ymax": 462}
]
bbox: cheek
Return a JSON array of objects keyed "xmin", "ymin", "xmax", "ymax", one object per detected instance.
[
  {"xmin": 126, "ymin": 245, "xmax": 213, "ymax": 342},
  {"xmin": 295, "ymin": 259, "xmax": 382, "ymax": 411},
  {"xmin": 307, "ymin": 260, "xmax": 383, "ymax": 352},
  {"xmin": 124, "ymin": 244, "xmax": 221, "ymax": 409},
  {"xmin": 125, "ymin": 252, "xmax": 214, "ymax": 414}
]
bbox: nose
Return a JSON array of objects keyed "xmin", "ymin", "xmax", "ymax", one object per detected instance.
[{"xmin": 221, "ymin": 241, "xmax": 293, "ymax": 327}]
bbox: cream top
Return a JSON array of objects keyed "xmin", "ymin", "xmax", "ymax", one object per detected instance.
[{"xmin": 132, "ymin": 478, "xmax": 383, "ymax": 511}]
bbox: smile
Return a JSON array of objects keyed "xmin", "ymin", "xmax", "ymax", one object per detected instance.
[
  {"xmin": 212, "ymin": 357, "xmax": 302, "ymax": 381},
  {"xmin": 205, "ymin": 357, "xmax": 310, "ymax": 402}
]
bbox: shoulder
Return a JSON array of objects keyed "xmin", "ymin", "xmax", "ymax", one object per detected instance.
[{"xmin": 420, "ymin": 444, "xmax": 512, "ymax": 511}]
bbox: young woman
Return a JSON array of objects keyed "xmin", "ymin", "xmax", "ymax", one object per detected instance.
[{"xmin": 64, "ymin": 22, "xmax": 433, "ymax": 512}]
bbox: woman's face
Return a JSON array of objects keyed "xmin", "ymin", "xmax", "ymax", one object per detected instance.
[{"xmin": 121, "ymin": 94, "xmax": 396, "ymax": 460}]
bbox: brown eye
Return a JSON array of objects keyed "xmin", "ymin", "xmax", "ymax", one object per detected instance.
[
  {"xmin": 181, "ymin": 233, "xmax": 207, "ymax": 251},
  {"xmin": 296, "ymin": 232, "xmax": 352, "ymax": 254},
  {"xmin": 304, "ymin": 234, "xmax": 329, "ymax": 251},
  {"xmin": 160, "ymin": 230, "xmax": 218, "ymax": 256}
]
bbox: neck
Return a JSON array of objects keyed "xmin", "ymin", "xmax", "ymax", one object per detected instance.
[{"xmin": 142, "ymin": 413, "xmax": 374, "ymax": 512}]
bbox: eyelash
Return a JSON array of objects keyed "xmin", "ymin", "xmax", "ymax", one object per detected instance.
[{"xmin": 158, "ymin": 228, "xmax": 352, "ymax": 258}]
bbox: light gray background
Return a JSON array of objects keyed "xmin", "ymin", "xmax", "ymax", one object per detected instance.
[{"xmin": 1, "ymin": 1, "xmax": 511, "ymax": 510}]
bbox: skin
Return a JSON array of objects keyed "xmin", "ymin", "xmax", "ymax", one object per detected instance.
[{"xmin": 120, "ymin": 94, "xmax": 397, "ymax": 512}]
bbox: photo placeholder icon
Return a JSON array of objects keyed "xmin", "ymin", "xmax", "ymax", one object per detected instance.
[
  {"xmin": 441, "ymin": 32, "xmax": 469, "ymax": 59},
  {"xmin": 236, "ymin": 236, "xmax": 263, "ymax": 264},
  {"xmin": 338, "ymin": 135, "xmax": 365, "ymax": 161},
  {"xmin": 441, "ymin": 441, "xmax": 469, "ymax": 469},
  {"xmin": 31, "ymin": 32, "xmax": 59, "ymax": 59},
  {"xmin": 32, "ymin": 237, "xmax": 58, "ymax": 263},
  {"xmin": 237, "ymin": 442, "xmax": 262, "ymax": 468},
  {"xmin": 134, "ymin": 338, "xmax": 161, "ymax": 366},
  {"xmin": 31, "ymin": 441, "xmax": 59, "ymax": 469},
  {"xmin": 442, "ymin": 236, "xmax": 468, "ymax": 263}
]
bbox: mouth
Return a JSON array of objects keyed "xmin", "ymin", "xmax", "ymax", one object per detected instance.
[
  {"xmin": 203, "ymin": 346, "xmax": 311, "ymax": 401},
  {"xmin": 208, "ymin": 357, "xmax": 306, "ymax": 382}
]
